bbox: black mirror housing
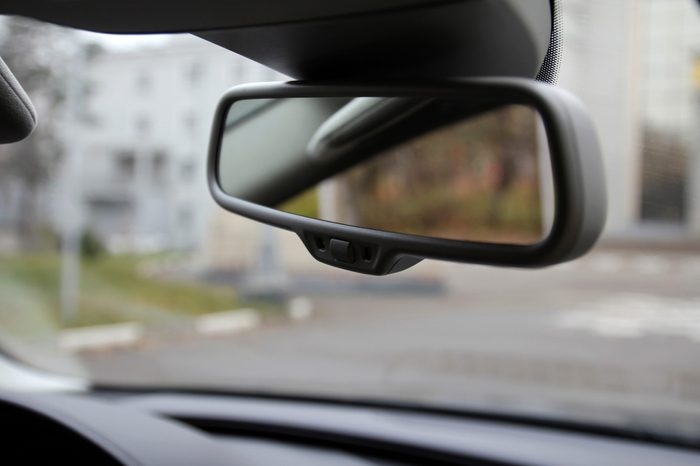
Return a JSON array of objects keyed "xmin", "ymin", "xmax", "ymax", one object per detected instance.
[{"xmin": 208, "ymin": 79, "xmax": 606, "ymax": 275}]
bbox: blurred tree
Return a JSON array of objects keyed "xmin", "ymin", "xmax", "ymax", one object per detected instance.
[{"xmin": 0, "ymin": 18, "xmax": 93, "ymax": 250}]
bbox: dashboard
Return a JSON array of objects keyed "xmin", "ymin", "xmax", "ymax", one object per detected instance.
[{"xmin": 1, "ymin": 391, "xmax": 699, "ymax": 466}]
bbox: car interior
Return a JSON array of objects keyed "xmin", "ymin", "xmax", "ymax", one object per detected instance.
[{"xmin": 0, "ymin": 1, "xmax": 699, "ymax": 465}]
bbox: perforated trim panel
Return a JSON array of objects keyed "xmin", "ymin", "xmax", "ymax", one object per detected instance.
[{"xmin": 536, "ymin": 0, "xmax": 562, "ymax": 83}]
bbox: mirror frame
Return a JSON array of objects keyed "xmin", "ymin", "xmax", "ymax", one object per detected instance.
[{"xmin": 208, "ymin": 79, "xmax": 606, "ymax": 275}]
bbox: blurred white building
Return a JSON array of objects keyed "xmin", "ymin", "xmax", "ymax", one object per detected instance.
[
  {"xmin": 57, "ymin": 36, "xmax": 281, "ymax": 253},
  {"xmin": 559, "ymin": 0, "xmax": 700, "ymax": 240}
]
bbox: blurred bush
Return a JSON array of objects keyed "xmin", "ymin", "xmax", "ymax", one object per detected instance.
[{"xmin": 80, "ymin": 230, "xmax": 104, "ymax": 260}]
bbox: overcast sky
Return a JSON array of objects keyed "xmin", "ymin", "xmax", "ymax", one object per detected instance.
[{"xmin": 77, "ymin": 30, "xmax": 175, "ymax": 50}]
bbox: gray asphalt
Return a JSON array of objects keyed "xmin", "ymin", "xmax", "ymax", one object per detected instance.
[{"xmin": 81, "ymin": 247, "xmax": 700, "ymax": 437}]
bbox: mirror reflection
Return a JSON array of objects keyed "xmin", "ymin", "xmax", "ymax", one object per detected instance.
[{"xmin": 218, "ymin": 97, "xmax": 554, "ymax": 245}]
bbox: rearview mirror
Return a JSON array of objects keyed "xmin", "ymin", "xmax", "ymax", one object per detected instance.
[{"xmin": 208, "ymin": 80, "xmax": 606, "ymax": 275}]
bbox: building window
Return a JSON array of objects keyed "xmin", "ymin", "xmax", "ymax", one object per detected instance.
[
  {"xmin": 231, "ymin": 61, "xmax": 243, "ymax": 82},
  {"xmin": 181, "ymin": 160, "xmax": 196, "ymax": 181},
  {"xmin": 179, "ymin": 206, "xmax": 193, "ymax": 227},
  {"xmin": 152, "ymin": 151, "xmax": 168, "ymax": 185},
  {"xmin": 136, "ymin": 71, "xmax": 151, "ymax": 93},
  {"xmin": 183, "ymin": 111, "xmax": 197, "ymax": 134},
  {"xmin": 114, "ymin": 151, "xmax": 136, "ymax": 181},
  {"xmin": 639, "ymin": 126, "xmax": 687, "ymax": 223},
  {"xmin": 178, "ymin": 206, "xmax": 194, "ymax": 249},
  {"xmin": 187, "ymin": 61, "xmax": 203, "ymax": 85},
  {"xmin": 81, "ymin": 80, "xmax": 97, "ymax": 100},
  {"xmin": 136, "ymin": 116, "xmax": 151, "ymax": 137}
]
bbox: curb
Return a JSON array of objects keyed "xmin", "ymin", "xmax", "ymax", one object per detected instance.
[
  {"xmin": 58, "ymin": 322, "xmax": 145, "ymax": 352},
  {"xmin": 194, "ymin": 309, "xmax": 260, "ymax": 336},
  {"xmin": 56, "ymin": 298, "xmax": 314, "ymax": 352}
]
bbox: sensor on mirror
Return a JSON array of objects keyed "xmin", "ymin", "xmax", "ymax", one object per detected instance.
[{"xmin": 208, "ymin": 81, "xmax": 606, "ymax": 275}]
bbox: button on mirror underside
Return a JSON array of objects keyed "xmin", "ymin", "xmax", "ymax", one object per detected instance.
[{"xmin": 329, "ymin": 239, "xmax": 355, "ymax": 263}]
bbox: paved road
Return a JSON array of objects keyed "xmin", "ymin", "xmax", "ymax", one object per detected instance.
[{"xmin": 82, "ymin": 247, "xmax": 700, "ymax": 437}]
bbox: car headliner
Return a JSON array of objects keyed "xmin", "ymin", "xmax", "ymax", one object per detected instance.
[{"xmin": 0, "ymin": 0, "xmax": 554, "ymax": 81}]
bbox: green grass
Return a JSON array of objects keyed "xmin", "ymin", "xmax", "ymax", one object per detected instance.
[{"xmin": 0, "ymin": 253, "xmax": 238, "ymax": 329}]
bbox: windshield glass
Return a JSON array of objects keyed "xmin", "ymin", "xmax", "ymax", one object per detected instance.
[{"xmin": 1, "ymin": 0, "xmax": 699, "ymax": 442}]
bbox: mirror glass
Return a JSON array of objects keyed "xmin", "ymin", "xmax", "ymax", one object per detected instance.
[{"xmin": 218, "ymin": 97, "xmax": 554, "ymax": 245}]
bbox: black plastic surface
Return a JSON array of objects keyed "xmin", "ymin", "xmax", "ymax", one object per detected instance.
[
  {"xmin": 0, "ymin": 392, "xmax": 232, "ymax": 466},
  {"xmin": 119, "ymin": 392, "xmax": 700, "ymax": 466},
  {"xmin": 0, "ymin": 56, "xmax": 36, "ymax": 144},
  {"xmin": 198, "ymin": 0, "xmax": 551, "ymax": 81},
  {"xmin": 207, "ymin": 79, "xmax": 607, "ymax": 275},
  {"xmin": 0, "ymin": 397, "xmax": 123, "ymax": 465},
  {"xmin": 330, "ymin": 239, "xmax": 355, "ymax": 264},
  {"xmin": 1, "ymin": 1, "xmax": 555, "ymax": 83},
  {"xmin": 0, "ymin": 0, "xmax": 445, "ymax": 33},
  {"xmin": 3, "ymin": 390, "xmax": 699, "ymax": 466}
]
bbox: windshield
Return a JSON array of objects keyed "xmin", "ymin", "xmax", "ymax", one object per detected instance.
[{"xmin": 1, "ymin": 0, "xmax": 700, "ymax": 443}]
